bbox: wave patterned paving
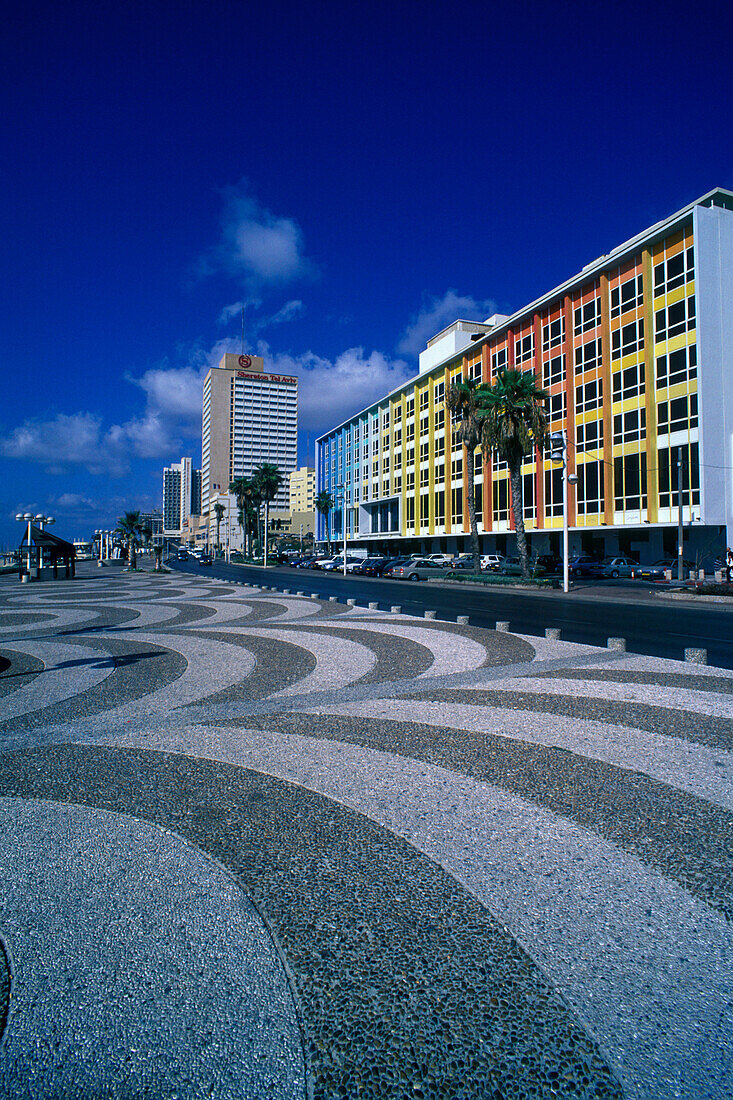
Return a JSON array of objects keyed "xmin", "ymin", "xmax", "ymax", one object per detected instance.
[{"xmin": 0, "ymin": 567, "xmax": 731, "ymax": 1100}]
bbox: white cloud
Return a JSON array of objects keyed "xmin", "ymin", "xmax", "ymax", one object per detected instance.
[
  {"xmin": 205, "ymin": 182, "xmax": 314, "ymax": 288},
  {"xmin": 0, "ymin": 413, "xmax": 127, "ymax": 476},
  {"xmin": 259, "ymin": 342, "xmax": 414, "ymax": 435},
  {"xmin": 397, "ymin": 290, "xmax": 499, "ymax": 358}
]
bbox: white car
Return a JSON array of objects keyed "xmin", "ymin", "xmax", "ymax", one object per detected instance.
[
  {"xmin": 481, "ymin": 554, "xmax": 504, "ymax": 571},
  {"xmin": 425, "ymin": 553, "xmax": 453, "ymax": 566}
]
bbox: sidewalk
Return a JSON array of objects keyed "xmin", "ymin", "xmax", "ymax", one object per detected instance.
[{"xmin": 0, "ymin": 569, "xmax": 730, "ymax": 1098}]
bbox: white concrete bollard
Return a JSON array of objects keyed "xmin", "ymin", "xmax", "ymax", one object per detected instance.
[
  {"xmin": 685, "ymin": 647, "xmax": 707, "ymax": 664},
  {"xmin": 545, "ymin": 627, "xmax": 561, "ymax": 639},
  {"xmin": 608, "ymin": 637, "xmax": 626, "ymax": 651},
  {"xmin": 496, "ymin": 621, "xmax": 510, "ymax": 632},
  {"xmin": 424, "ymin": 610, "xmax": 436, "ymax": 619},
  {"xmin": 347, "ymin": 598, "xmax": 356, "ymax": 606},
  {"xmin": 329, "ymin": 596, "xmax": 338, "ymax": 602},
  {"xmin": 457, "ymin": 615, "xmax": 469, "ymax": 626},
  {"xmin": 368, "ymin": 601, "xmax": 379, "ymax": 610},
  {"xmin": 391, "ymin": 605, "xmax": 401, "ymax": 614}
]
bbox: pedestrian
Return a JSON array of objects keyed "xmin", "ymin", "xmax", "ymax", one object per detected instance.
[{"xmin": 727, "ymin": 546, "xmax": 733, "ymax": 583}]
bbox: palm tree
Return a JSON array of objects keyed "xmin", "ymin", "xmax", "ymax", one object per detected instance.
[
  {"xmin": 447, "ymin": 377, "xmax": 485, "ymax": 575},
  {"xmin": 316, "ymin": 490, "xmax": 334, "ymax": 553},
  {"xmin": 253, "ymin": 463, "xmax": 282, "ymax": 566},
  {"xmin": 213, "ymin": 501, "xmax": 225, "ymax": 554},
  {"xmin": 476, "ymin": 369, "xmax": 549, "ymax": 579},
  {"xmin": 237, "ymin": 505, "xmax": 246, "ymax": 555},
  {"xmin": 229, "ymin": 476, "xmax": 260, "ymax": 557},
  {"xmin": 115, "ymin": 510, "xmax": 144, "ymax": 570}
]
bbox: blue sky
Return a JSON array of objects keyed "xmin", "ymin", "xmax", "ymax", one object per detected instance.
[{"xmin": 1, "ymin": 0, "xmax": 731, "ymax": 546}]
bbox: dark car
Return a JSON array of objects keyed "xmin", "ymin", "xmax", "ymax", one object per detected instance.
[
  {"xmin": 359, "ymin": 556, "xmax": 391, "ymax": 576},
  {"xmin": 534, "ymin": 554, "xmax": 560, "ymax": 574},
  {"xmin": 567, "ymin": 555, "xmax": 599, "ymax": 577},
  {"xmin": 176, "ymin": 549, "xmax": 188, "ymax": 561},
  {"xmin": 198, "ymin": 553, "xmax": 212, "ymax": 566}
]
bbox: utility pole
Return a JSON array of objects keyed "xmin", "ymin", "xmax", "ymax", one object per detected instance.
[{"xmin": 677, "ymin": 448, "xmax": 684, "ymax": 582}]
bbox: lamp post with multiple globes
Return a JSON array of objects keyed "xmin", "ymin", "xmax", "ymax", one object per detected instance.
[{"xmin": 15, "ymin": 512, "xmax": 55, "ymax": 575}]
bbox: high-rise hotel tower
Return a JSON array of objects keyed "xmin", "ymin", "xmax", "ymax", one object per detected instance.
[{"xmin": 201, "ymin": 353, "xmax": 298, "ymax": 514}]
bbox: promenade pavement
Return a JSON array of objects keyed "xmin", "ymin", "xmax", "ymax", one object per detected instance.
[{"xmin": 0, "ymin": 564, "xmax": 730, "ymax": 1099}]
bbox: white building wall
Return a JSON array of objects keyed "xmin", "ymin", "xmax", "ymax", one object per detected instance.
[{"xmin": 694, "ymin": 203, "xmax": 733, "ymax": 544}]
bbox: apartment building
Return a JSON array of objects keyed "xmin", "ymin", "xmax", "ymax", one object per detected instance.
[
  {"xmin": 201, "ymin": 353, "xmax": 297, "ymax": 516},
  {"xmin": 162, "ymin": 457, "xmax": 202, "ymax": 540},
  {"xmin": 317, "ymin": 188, "xmax": 733, "ymax": 563},
  {"xmin": 289, "ymin": 466, "xmax": 316, "ymax": 512}
]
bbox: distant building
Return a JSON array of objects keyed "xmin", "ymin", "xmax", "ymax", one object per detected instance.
[
  {"xmin": 163, "ymin": 457, "xmax": 201, "ymax": 541},
  {"xmin": 289, "ymin": 466, "xmax": 315, "ymax": 512},
  {"xmin": 201, "ymin": 353, "xmax": 297, "ymax": 516},
  {"xmin": 139, "ymin": 510, "xmax": 163, "ymax": 542}
]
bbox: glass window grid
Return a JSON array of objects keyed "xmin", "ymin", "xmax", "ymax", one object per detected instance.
[
  {"xmin": 576, "ymin": 460, "xmax": 604, "ymax": 515},
  {"xmin": 576, "ymin": 418, "xmax": 603, "ymax": 453},
  {"xmin": 543, "ymin": 353, "xmax": 566, "ymax": 388},
  {"xmin": 514, "ymin": 332, "xmax": 534, "ymax": 365},
  {"xmin": 611, "ymin": 274, "xmax": 643, "ymax": 319},
  {"xmin": 576, "ymin": 378, "xmax": 603, "ymax": 413},
  {"xmin": 573, "ymin": 297, "xmax": 601, "ymax": 336},
  {"xmin": 656, "ymin": 344, "xmax": 697, "ymax": 389},
  {"xmin": 613, "ymin": 407, "xmax": 647, "ymax": 445},
  {"xmin": 542, "ymin": 316, "xmax": 564, "ymax": 352},
  {"xmin": 655, "ymin": 296, "xmax": 696, "ymax": 342},
  {"xmin": 612, "ymin": 318, "xmax": 645, "ymax": 360},
  {"xmin": 657, "ymin": 394, "xmax": 698, "ymax": 436},
  {"xmin": 654, "ymin": 246, "xmax": 694, "ymax": 296},
  {"xmin": 491, "ymin": 347, "xmax": 508, "ymax": 374}
]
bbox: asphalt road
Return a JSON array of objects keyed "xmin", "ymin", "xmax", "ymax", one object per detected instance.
[{"xmin": 171, "ymin": 560, "xmax": 733, "ymax": 670}]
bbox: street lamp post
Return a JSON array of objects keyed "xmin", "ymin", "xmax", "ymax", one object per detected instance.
[
  {"xmin": 337, "ymin": 484, "xmax": 347, "ymax": 576},
  {"xmin": 15, "ymin": 513, "xmax": 55, "ymax": 577}
]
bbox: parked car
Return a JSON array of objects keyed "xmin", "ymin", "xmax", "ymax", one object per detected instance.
[
  {"xmin": 176, "ymin": 549, "xmax": 188, "ymax": 561},
  {"xmin": 481, "ymin": 554, "xmax": 505, "ymax": 571},
  {"xmin": 533, "ymin": 554, "xmax": 560, "ymax": 574},
  {"xmin": 425, "ymin": 553, "xmax": 453, "ymax": 566},
  {"xmin": 356, "ymin": 556, "xmax": 389, "ymax": 576},
  {"xmin": 311, "ymin": 556, "xmax": 336, "ymax": 569},
  {"xmin": 450, "ymin": 558, "xmax": 479, "ymax": 571},
  {"xmin": 449, "ymin": 554, "xmax": 473, "ymax": 568},
  {"xmin": 198, "ymin": 553, "xmax": 213, "ymax": 566},
  {"xmin": 590, "ymin": 555, "xmax": 637, "ymax": 579},
  {"xmin": 382, "ymin": 556, "xmax": 418, "ymax": 577},
  {"xmin": 567, "ymin": 554, "xmax": 600, "ymax": 577},
  {"xmin": 499, "ymin": 556, "xmax": 547, "ymax": 576},
  {"xmin": 388, "ymin": 557, "xmax": 446, "ymax": 581},
  {"xmin": 634, "ymin": 558, "xmax": 695, "ymax": 580},
  {"xmin": 293, "ymin": 555, "xmax": 318, "ymax": 568}
]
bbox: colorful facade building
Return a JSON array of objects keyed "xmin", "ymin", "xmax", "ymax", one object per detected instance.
[{"xmin": 316, "ymin": 188, "xmax": 733, "ymax": 563}]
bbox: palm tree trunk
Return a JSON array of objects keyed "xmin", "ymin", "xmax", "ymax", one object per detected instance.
[
  {"xmin": 509, "ymin": 462, "xmax": 530, "ymax": 578},
  {"xmin": 466, "ymin": 464, "xmax": 481, "ymax": 574}
]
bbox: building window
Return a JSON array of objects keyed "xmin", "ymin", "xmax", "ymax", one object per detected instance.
[
  {"xmin": 420, "ymin": 493, "xmax": 430, "ymax": 525},
  {"xmin": 656, "ymin": 344, "xmax": 697, "ymax": 388},
  {"xmin": 420, "ymin": 440, "xmax": 429, "ymax": 462},
  {"xmin": 394, "ymin": 428, "xmax": 402, "ymax": 447},
  {"xmin": 491, "ymin": 347, "xmax": 508, "ymax": 374},
  {"xmin": 574, "ymin": 338, "xmax": 601, "ymax": 374},
  {"xmin": 610, "ymin": 274, "xmax": 643, "ymax": 318},
  {"xmin": 467, "ymin": 356, "xmax": 482, "ymax": 380},
  {"xmin": 576, "ymin": 378, "xmax": 603, "ymax": 413},
  {"xmin": 614, "ymin": 453, "xmax": 647, "ymax": 511},
  {"xmin": 612, "ymin": 362, "xmax": 645, "ymax": 401},
  {"xmin": 544, "ymin": 467, "xmax": 563, "ymax": 517},
  {"xmin": 434, "ymin": 381, "xmax": 445, "ymax": 404},
  {"xmin": 613, "ymin": 407, "xmax": 646, "ymax": 444},
  {"xmin": 658, "ymin": 442, "xmax": 699, "ymax": 508},
  {"xmin": 451, "ymin": 486, "xmax": 463, "ymax": 525},
  {"xmin": 394, "ymin": 405, "xmax": 402, "ymax": 423},
  {"xmin": 451, "ymin": 455, "xmax": 463, "ymax": 481},
  {"xmin": 406, "ymin": 396, "xmax": 415, "ymax": 416},
  {"xmin": 657, "ymin": 394, "xmax": 698, "ymax": 435},
  {"xmin": 576, "ymin": 418, "xmax": 603, "ymax": 452},
  {"xmin": 406, "ymin": 497, "xmax": 415, "ymax": 527},
  {"xmin": 522, "ymin": 472, "xmax": 535, "ymax": 520},
  {"xmin": 654, "ymin": 247, "xmax": 694, "ymax": 295},
  {"xmin": 576, "ymin": 461, "xmax": 604, "ymax": 515},
  {"xmin": 611, "ymin": 318, "xmax": 644, "ymax": 360},
  {"xmin": 549, "ymin": 392, "xmax": 566, "ymax": 422},
  {"xmin": 573, "ymin": 298, "xmax": 601, "ymax": 335},
  {"xmin": 434, "ymin": 490, "xmax": 445, "ymax": 525},
  {"xmin": 419, "ymin": 389, "xmax": 429, "ymax": 411},
  {"xmin": 406, "ymin": 421, "xmax": 415, "ymax": 443},
  {"xmin": 542, "ymin": 316, "xmax": 564, "ymax": 352},
  {"xmin": 434, "ymin": 459, "xmax": 445, "ymax": 484},
  {"xmin": 492, "ymin": 478, "xmax": 509, "ymax": 522},
  {"xmin": 420, "ymin": 465, "xmax": 430, "ymax": 487},
  {"xmin": 543, "ymin": 354, "xmax": 565, "ymax": 388},
  {"xmin": 514, "ymin": 332, "xmax": 534, "ymax": 365},
  {"xmin": 435, "ymin": 435, "xmax": 445, "ymax": 458},
  {"xmin": 655, "ymin": 296, "xmax": 696, "ymax": 342},
  {"xmin": 434, "ymin": 406, "xmax": 445, "ymax": 431}
]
